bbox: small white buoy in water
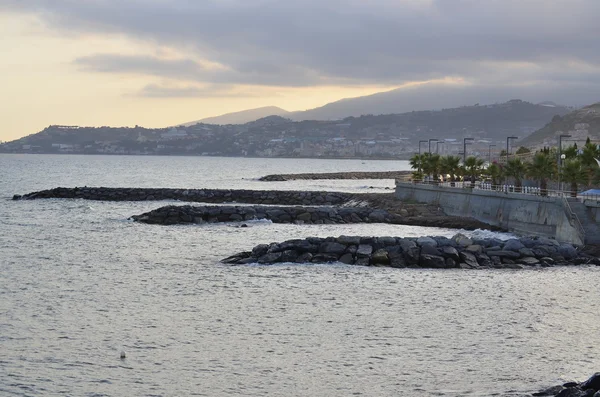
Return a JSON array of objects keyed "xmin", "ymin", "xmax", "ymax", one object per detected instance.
[{"xmin": 120, "ymin": 351, "xmax": 126, "ymax": 359}]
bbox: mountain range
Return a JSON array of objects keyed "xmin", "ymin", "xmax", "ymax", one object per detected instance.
[{"xmin": 186, "ymin": 83, "xmax": 577, "ymax": 125}]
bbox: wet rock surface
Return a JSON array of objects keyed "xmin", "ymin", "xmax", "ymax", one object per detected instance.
[
  {"xmin": 130, "ymin": 204, "xmax": 497, "ymax": 230},
  {"xmin": 533, "ymin": 373, "xmax": 600, "ymax": 397},
  {"xmin": 222, "ymin": 234, "xmax": 600, "ymax": 268}
]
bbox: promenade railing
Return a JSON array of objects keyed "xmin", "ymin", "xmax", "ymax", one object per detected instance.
[{"xmin": 396, "ymin": 178, "xmax": 589, "ymax": 243}]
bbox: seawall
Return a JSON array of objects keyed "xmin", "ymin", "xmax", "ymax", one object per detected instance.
[{"xmin": 395, "ymin": 183, "xmax": 584, "ymax": 246}]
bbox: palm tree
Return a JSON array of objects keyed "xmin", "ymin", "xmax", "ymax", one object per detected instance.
[
  {"xmin": 409, "ymin": 153, "xmax": 425, "ymax": 173},
  {"xmin": 486, "ymin": 162, "xmax": 504, "ymax": 190},
  {"xmin": 464, "ymin": 156, "xmax": 484, "ymax": 188},
  {"xmin": 440, "ymin": 155, "xmax": 461, "ymax": 186},
  {"xmin": 423, "ymin": 153, "xmax": 442, "ymax": 184},
  {"xmin": 505, "ymin": 158, "xmax": 527, "ymax": 193},
  {"xmin": 561, "ymin": 159, "xmax": 587, "ymax": 197},
  {"xmin": 527, "ymin": 152, "xmax": 556, "ymax": 196}
]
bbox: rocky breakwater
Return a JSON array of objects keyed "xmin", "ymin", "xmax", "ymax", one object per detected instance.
[
  {"xmin": 533, "ymin": 372, "xmax": 600, "ymax": 397},
  {"xmin": 222, "ymin": 233, "xmax": 599, "ymax": 268},
  {"xmin": 131, "ymin": 204, "xmax": 397, "ymax": 225},
  {"xmin": 13, "ymin": 187, "xmax": 352, "ymax": 206},
  {"xmin": 259, "ymin": 171, "xmax": 411, "ymax": 181}
]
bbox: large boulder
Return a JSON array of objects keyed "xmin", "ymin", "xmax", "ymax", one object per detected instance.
[
  {"xmin": 459, "ymin": 251, "xmax": 479, "ymax": 269},
  {"xmin": 441, "ymin": 246, "xmax": 460, "ymax": 262},
  {"xmin": 319, "ymin": 242, "xmax": 347, "ymax": 255},
  {"xmin": 357, "ymin": 244, "xmax": 373, "ymax": 258},
  {"xmin": 417, "ymin": 236, "xmax": 437, "ymax": 246},
  {"xmin": 420, "ymin": 254, "xmax": 447, "ymax": 268},
  {"xmin": 503, "ymin": 239, "xmax": 525, "ymax": 252},
  {"xmin": 371, "ymin": 249, "xmax": 390, "ymax": 266}
]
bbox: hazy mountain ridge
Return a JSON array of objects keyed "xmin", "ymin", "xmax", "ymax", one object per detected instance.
[
  {"xmin": 520, "ymin": 103, "xmax": 600, "ymax": 148},
  {"xmin": 183, "ymin": 106, "xmax": 290, "ymax": 126}
]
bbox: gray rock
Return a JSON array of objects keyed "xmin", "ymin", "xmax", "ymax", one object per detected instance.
[
  {"xmin": 368, "ymin": 210, "xmax": 388, "ymax": 222},
  {"xmin": 311, "ymin": 253, "xmax": 340, "ymax": 263},
  {"xmin": 445, "ymin": 258, "xmax": 457, "ymax": 268},
  {"xmin": 371, "ymin": 249, "xmax": 389, "ymax": 266},
  {"xmin": 555, "ymin": 387, "xmax": 587, "ymax": 397},
  {"xmin": 339, "ymin": 253, "xmax": 354, "ymax": 264},
  {"xmin": 417, "ymin": 236, "xmax": 437, "ymax": 246},
  {"xmin": 519, "ymin": 247, "xmax": 536, "ymax": 257},
  {"xmin": 389, "ymin": 253, "xmax": 407, "ymax": 268},
  {"xmin": 354, "ymin": 258, "xmax": 370, "ymax": 266},
  {"xmin": 459, "ymin": 251, "xmax": 479, "ymax": 268},
  {"xmin": 503, "ymin": 239, "xmax": 525, "ymax": 252},
  {"xmin": 319, "ymin": 242, "xmax": 347, "ymax": 255},
  {"xmin": 258, "ymin": 252, "xmax": 282, "ymax": 264},
  {"xmin": 281, "ymin": 250, "xmax": 299, "ymax": 263},
  {"xmin": 453, "ymin": 233, "xmax": 473, "ymax": 247},
  {"xmin": 357, "ymin": 244, "xmax": 373, "ymax": 258},
  {"xmin": 252, "ymin": 244, "xmax": 270, "ymax": 257},
  {"xmin": 487, "ymin": 250, "xmax": 521, "ymax": 259},
  {"xmin": 377, "ymin": 236, "xmax": 397, "ymax": 247},
  {"xmin": 337, "ymin": 235, "xmax": 361, "ymax": 245},
  {"xmin": 295, "ymin": 252, "xmax": 313, "ymax": 263},
  {"xmin": 441, "ymin": 246, "xmax": 460, "ymax": 262},
  {"xmin": 296, "ymin": 212, "xmax": 312, "ymax": 222},
  {"xmin": 420, "ymin": 254, "xmax": 447, "ymax": 268},
  {"xmin": 558, "ymin": 244, "xmax": 578, "ymax": 260},
  {"xmin": 538, "ymin": 237, "xmax": 560, "ymax": 247},
  {"xmin": 465, "ymin": 245, "xmax": 483, "ymax": 254},
  {"xmin": 420, "ymin": 244, "xmax": 441, "ymax": 256},
  {"xmin": 518, "ymin": 257, "xmax": 540, "ymax": 266},
  {"xmin": 580, "ymin": 372, "xmax": 600, "ymax": 391}
]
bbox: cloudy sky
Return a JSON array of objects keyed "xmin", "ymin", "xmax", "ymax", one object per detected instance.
[{"xmin": 1, "ymin": 0, "xmax": 599, "ymax": 141}]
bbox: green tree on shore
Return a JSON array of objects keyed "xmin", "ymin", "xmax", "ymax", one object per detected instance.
[
  {"xmin": 464, "ymin": 156, "xmax": 484, "ymax": 188},
  {"xmin": 440, "ymin": 155, "xmax": 461, "ymax": 186},
  {"xmin": 561, "ymin": 159, "xmax": 587, "ymax": 197},
  {"xmin": 528, "ymin": 152, "xmax": 556, "ymax": 196},
  {"xmin": 486, "ymin": 162, "xmax": 504, "ymax": 190},
  {"xmin": 505, "ymin": 158, "xmax": 527, "ymax": 192}
]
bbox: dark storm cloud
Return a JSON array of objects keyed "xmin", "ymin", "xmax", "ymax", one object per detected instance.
[{"xmin": 3, "ymin": 0, "xmax": 600, "ymax": 99}]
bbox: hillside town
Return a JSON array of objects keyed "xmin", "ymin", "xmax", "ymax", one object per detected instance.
[{"xmin": 0, "ymin": 100, "xmax": 582, "ymax": 159}]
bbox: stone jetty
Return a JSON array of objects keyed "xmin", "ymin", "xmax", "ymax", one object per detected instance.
[
  {"xmin": 533, "ymin": 372, "xmax": 600, "ymax": 396},
  {"xmin": 259, "ymin": 170, "xmax": 411, "ymax": 181},
  {"xmin": 130, "ymin": 204, "xmax": 498, "ymax": 230},
  {"xmin": 221, "ymin": 233, "xmax": 599, "ymax": 268},
  {"xmin": 13, "ymin": 187, "xmax": 353, "ymax": 205}
]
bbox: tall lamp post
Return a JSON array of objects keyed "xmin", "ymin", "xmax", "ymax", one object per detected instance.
[
  {"xmin": 428, "ymin": 139, "xmax": 438, "ymax": 154},
  {"xmin": 436, "ymin": 141, "xmax": 444, "ymax": 154},
  {"xmin": 418, "ymin": 140, "xmax": 427, "ymax": 156},
  {"xmin": 558, "ymin": 134, "xmax": 572, "ymax": 193},
  {"xmin": 506, "ymin": 136, "xmax": 518, "ymax": 164},
  {"xmin": 463, "ymin": 138, "xmax": 474, "ymax": 164},
  {"xmin": 488, "ymin": 144, "xmax": 496, "ymax": 165},
  {"xmin": 418, "ymin": 140, "xmax": 427, "ymax": 173}
]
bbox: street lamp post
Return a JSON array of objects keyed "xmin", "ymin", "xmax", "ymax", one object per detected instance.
[
  {"xmin": 558, "ymin": 134, "xmax": 572, "ymax": 193},
  {"xmin": 428, "ymin": 139, "xmax": 438, "ymax": 154},
  {"xmin": 436, "ymin": 141, "xmax": 444, "ymax": 154},
  {"xmin": 506, "ymin": 136, "xmax": 518, "ymax": 164},
  {"xmin": 488, "ymin": 144, "xmax": 496, "ymax": 165},
  {"xmin": 418, "ymin": 140, "xmax": 427, "ymax": 174},
  {"xmin": 463, "ymin": 138, "xmax": 474, "ymax": 164},
  {"xmin": 418, "ymin": 140, "xmax": 427, "ymax": 156}
]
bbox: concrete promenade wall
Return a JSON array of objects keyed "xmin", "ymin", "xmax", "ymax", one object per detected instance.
[{"xmin": 395, "ymin": 183, "xmax": 583, "ymax": 245}]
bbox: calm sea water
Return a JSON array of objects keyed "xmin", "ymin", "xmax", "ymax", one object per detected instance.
[{"xmin": 1, "ymin": 154, "xmax": 599, "ymax": 397}]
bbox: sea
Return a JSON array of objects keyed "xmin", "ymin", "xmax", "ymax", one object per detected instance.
[{"xmin": 1, "ymin": 154, "xmax": 599, "ymax": 397}]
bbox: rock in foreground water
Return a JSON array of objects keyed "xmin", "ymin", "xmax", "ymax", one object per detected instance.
[
  {"xmin": 533, "ymin": 372, "xmax": 600, "ymax": 396},
  {"xmin": 222, "ymin": 234, "xmax": 600, "ymax": 268}
]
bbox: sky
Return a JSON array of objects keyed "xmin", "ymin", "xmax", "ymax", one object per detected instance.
[{"xmin": 1, "ymin": 0, "xmax": 599, "ymax": 142}]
